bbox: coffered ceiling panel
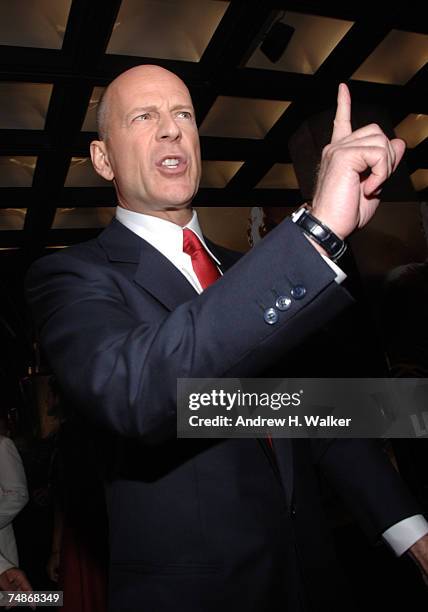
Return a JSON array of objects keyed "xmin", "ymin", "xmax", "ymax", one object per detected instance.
[
  {"xmin": 0, "ymin": 156, "xmax": 37, "ymax": 187},
  {"xmin": 199, "ymin": 96, "xmax": 291, "ymax": 139},
  {"xmin": 411, "ymin": 169, "xmax": 428, "ymax": 192},
  {"xmin": 81, "ymin": 87, "xmax": 106, "ymax": 133},
  {"xmin": 0, "ymin": 208, "xmax": 26, "ymax": 230},
  {"xmin": 247, "ymin": 12, "xmax": 353, "ymax": 75},
  {"xmin": 352, "ymin": 30, "xmax": 428, "ymax": 85},
  {"xmin": 0, "ymin": 83, "xmax": 53, "ymax": 129},
  {"xmin": 64, "ymin": 158, "xmax": 111, "ymax": 187},
  {"xmin": 0, "ymin": 0, "xmax": 72, "ymax": 49},
  {"xmin": 0, "ymin": 1, "xmax": 425, "ymax": 254},
  {"xmin": 106, "ymin": 0, "xmax": 230, "ymax": 61},
  {"xmin": 200, "ymin": 161, "xmax": 243, "ymax": 187},
  {"xmin": 52, "ymin": 207, "xmax": 115, "ymax": 229},
  {"xmin": 395, "ymin": 114, "xmax": 428, "ymax": 148},
  {"xmin": 256, "ymin": 163, "xmax": 298, "ymax": 189}
]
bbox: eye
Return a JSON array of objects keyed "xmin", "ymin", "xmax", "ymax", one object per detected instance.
[
  {"xmin": 133, "ymin": 113, "xmax": 151, "ymax": 122},
  {"xmin": 177, "ymin": 110, "xmax": 193, "ymax": 120}
]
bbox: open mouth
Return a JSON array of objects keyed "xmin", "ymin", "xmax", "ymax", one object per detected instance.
[{"xmin": 156, "ymin": 156, "xmax": 188, "ymax": 174}]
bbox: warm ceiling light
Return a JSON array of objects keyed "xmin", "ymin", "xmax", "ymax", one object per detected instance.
[
  {"xmin": 0, "ymin": 208, "xmax": 27, "ymax": 230},
  {"xmin": 0, "ymin": 156, "xmax": 37, "ymax": 187},
  {"xmin": 0, "ymin": 83, "xmax": 53, "ymax": 130},
  {"xmin": 200, "ymin": 96, "xmax": 291, "ymax": 139},
  {"xmin": 352, "ymin": 30, "xmax": 428, "ymax": 85},
  {"xmin": 106, "ymin": 0, "xmax": 229, "ymax": 62},
  {"xmin": 257, "ymin": 164, "xmax": 299, "ymax": 189},
  {"xmin": 395, "ymin": 114, "xmax": 428, "ymax": 148},
  {"xmin": 411, "ymin": 169, "xmax": 428, "ymax": 192},
  {"xmin": 0, "ymin": 0, "xmax": 72, "ymax": 49},
  {"xmin": 52, "ymin": 208, "xmax": 115, "ymax": 229},
  {"xmin": 81, "ymin": 87, "xmax": 106, "ymax": 132},
  {"xmin": 200, "ymin": 161, "xmax": 244, "ymax": 188},
  {"xmin": 246, "ymin": 12, "xmax": 353, "ymax": 74},
  {"xmin": 64, "ymin": 158, "xmax": 111, "ymax": 187}
]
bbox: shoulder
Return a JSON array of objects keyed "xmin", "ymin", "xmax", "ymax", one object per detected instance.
[
  {"xmin": 24, "ymin": 221, "xmax": 127, "ymax": 292},
  {"xmin": 26, "ymin": 218, "xmax": 143, "ymax": 283},
  {"xmin": 26, "ymin": 236, "xmax": 104, "ymax": 278},
  {"xmin": 0, "ymin": 436, "xmax": 21, "ymax": 462}
]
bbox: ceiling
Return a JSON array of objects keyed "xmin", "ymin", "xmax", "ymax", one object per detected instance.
[{"xmin": 0, "ymin": 0, "xmax": 427, "ymax": 257}]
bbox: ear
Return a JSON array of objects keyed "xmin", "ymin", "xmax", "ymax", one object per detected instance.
[{"xmin": 90, "ymin": 140, "xmax": 114, "ymax": 181}]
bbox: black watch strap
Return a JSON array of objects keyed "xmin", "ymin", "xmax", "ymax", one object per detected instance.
[{"xmin": 291, "ymin": 207, "xmax": 347, "ymax": 262}]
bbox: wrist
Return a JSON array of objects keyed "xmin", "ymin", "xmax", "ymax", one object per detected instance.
[
  {"xmin": 291, "ymin": 205, "xmax": 347, "ymax": 262},
  {"xmin": 303, "ymin": 235, "xmax": 329, "ymax": 257},
  {"xmin": 310, "ymin": 212, "xmax": 345, "ymax": 240}
]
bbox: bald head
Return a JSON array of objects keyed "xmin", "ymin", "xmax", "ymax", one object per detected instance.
[
  {"xmin": 90, "ymin": 63, "xmax": 201, "ymax": 222},
  {"xmin": 96, "ymin": 65, "xmax": 191, "ymax": 140}
]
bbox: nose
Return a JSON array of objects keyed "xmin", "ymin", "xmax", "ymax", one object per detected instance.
[{"xmin": 156, "ymin": 113, "xmax": 181, "ymax": 142}]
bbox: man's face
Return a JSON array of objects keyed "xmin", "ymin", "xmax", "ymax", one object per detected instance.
[{"xmin": 95, "ymin": 66, "xmax": 201, "ymax": 215}]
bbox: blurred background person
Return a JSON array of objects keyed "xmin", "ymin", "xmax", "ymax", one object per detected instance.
[{"xmin": 0, "ymin": 410, "xmax": 32, "ymax": 594}]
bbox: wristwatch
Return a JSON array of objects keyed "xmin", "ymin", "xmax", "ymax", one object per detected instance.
[{"xmin": 291, "ymin": 206, "xmax": 347, "ymax": 262}]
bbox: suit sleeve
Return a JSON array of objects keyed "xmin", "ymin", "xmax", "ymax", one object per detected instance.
[
  {"xmin": 26, "ymin": 219, "xmax": 353, "ymax": 443},
  {"xmin": 313, "ymin": 438, "xmax": 422, "ymax": 542}
]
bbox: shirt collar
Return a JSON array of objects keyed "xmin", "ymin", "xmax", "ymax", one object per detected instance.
[{"xmin": 115, "ymin": 207, "xmax": 221, "ymax": 266}]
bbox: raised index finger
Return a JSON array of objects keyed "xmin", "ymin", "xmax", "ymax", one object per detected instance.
[{"xmin": 331, "ymin": 83, "xmax": 352, "ymax": 143}]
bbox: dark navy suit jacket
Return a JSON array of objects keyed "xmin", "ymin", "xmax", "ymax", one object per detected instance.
[{"xmin": 26, "ymin": 217, "xmax": 420, "ymax": 611}]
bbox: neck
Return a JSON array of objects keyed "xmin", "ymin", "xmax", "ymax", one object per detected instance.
[{"xmin": 118, "ymin": 205, "xmax": 193, "ymax": 227}]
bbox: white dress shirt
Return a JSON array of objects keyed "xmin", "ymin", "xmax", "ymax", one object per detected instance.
[
  {"xmin": 0, "ymin": 436, "xmax": 29, "ymax": 574},
  {"xmin": 116, "ymin": 207, "xmax": 220, "ymax": 294},
  {"xmin": 115, "ymin": 205, "xmax": 428, "ymax": 556}
]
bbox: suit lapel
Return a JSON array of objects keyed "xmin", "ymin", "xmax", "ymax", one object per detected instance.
[
  {"xmin": 98, "ymin": 218, "xmax": 197, "ymax": 311},
  {"xmin": 134, "ymin": 243, "xmax": 197, "ymax": 311}
]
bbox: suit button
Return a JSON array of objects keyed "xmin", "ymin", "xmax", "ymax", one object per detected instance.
[
  {"xmin": 275, "ymin": 295, "xmax": 291, "ymax": 311},
  {"xmin": 290, "ymin": 503, "xmax": 297, "ymax": 518},
  {"xmin": 291, "ymin": 285, "xmax": 306, "ymax": 300},
  {"xmin": 264, "ymin": 307, "xmax": 278, "ymax": 325}
]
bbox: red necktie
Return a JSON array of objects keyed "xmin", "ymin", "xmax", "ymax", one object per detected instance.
[{"xmin": 182, "ymin": 228, "xmax": 220, "ymax": 289}]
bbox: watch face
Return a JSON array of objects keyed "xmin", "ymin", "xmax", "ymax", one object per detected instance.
[{"xmin": 294, "ymin": 210, "xmax": 346, "ymax": 260}]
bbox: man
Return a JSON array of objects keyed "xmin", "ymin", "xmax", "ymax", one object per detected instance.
[{"xmin": 26, "ymin": 65, "xmax": 428, "ymax": 611}]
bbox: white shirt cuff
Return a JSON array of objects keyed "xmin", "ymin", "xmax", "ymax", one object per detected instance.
[
  {"xmin": 301, "ymin": 233, "xmax": 346, "ymax": 284},
  {"xmin": 320, "ymin": 254, "xmax": 346, "ymax": 284},
  {"xmin": 382, "ymin": 514, "xmax": 428, "ymax": 556}
]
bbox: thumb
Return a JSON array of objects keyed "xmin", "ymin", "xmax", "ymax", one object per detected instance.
[{"xmin": 391, "ymin": 138, "xmax": 406, "ymax": 171}]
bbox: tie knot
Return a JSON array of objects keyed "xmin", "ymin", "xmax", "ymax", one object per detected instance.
[
  {"xmin": 182, "ymin": 228, "xmax": 220, "ymax": 290},
  {"xmin": 183, "ymin": 228, "xmax": 203, "ymax": 256}
]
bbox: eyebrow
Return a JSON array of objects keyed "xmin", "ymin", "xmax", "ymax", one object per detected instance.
[
  {"xmin": 125, "ymin": 104, "xmax": 194, "ymax": 122},
  {"xmin": 170, "ymin": 104, "xmax": 194, "ymax": 112},
  {"xmin": 125, "ymin": 105, "xmax": 157, "ymax": 121}
]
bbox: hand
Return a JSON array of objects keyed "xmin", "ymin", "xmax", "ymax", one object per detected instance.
[
  {"xmin": 311, "ymin": 83, "xmax": 406, "ymax": 239},
  {"xmin": 408, "ymin": 533, "xmax": 428, "ymax": 586},
  {"xmin": 0, "ymin": 567, "xmax": 34, "ymax": 609}
]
